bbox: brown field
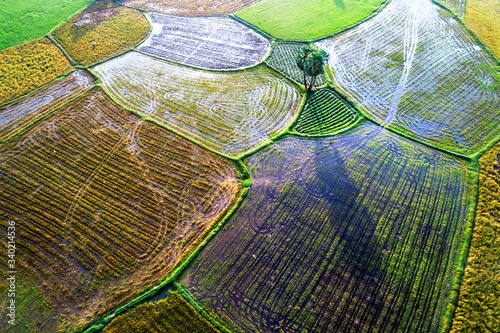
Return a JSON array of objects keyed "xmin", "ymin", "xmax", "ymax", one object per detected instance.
[
  {"xmin": 0, "ymin": 70, "xmax": 93, "ymax": 142},
  {"xmin": 52, "ymin": 0, "xmax": 149, "ymax": 66},
  {"xmin": 104, "ymin": 291, "xmax": 220, "ymax": 333},
  {"xmin": 465, "ymin": 0, "xmax": 500, "ymax": 59},
  {"xmin": 451, "ymin": 144, "xmax": 500, "ymax": 333},
  {"xmin": 121, "ymin": 0, "xmax": 260, "ymax": 15},
  {"xmin": 0, "ymin": 38, "xmax": 71, "ymax": 105},
  {"xmin": 0, "ymin": 89, "xmax": 239, "ymax": 329}
]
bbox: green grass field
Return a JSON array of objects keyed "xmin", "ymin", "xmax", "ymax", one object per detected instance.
[
  {"xmin": 0, "ymin": 0, "xmax": 94, "ymax": 51},
  {"xmin": 235, "ymin": 0, "xmax": 386, "ymax": 41}
]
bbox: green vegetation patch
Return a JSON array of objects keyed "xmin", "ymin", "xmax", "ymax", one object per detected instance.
[
  {"xmin": 0, "ymin": 88, "xmax": 239, "ymax": 330},
  {"xmin": 181, "ymin": 122, "xmax": 476, "ymax": 332},
  {"xmin": 295, "ymin": 89, "xmax": 360, "ymax": 135},
  {"xmin": 235, "ymin": 0, "xmax": 387, "ymax": 41},
  {"xmin": 52, "ymin": 0, "xmax": 149, "ymax": 66},
  {"xmin": 0, "ymin": 0, "xmax": 93, "ymax": 51},
  {"xmin": 0, "ymin": 274, "xmax": 59, "ymax": 332},
  {"xmin": 0, "ymin": 38, "xmax": 72, "ymax": 105},
  {"xmin": 266, "ymin": 42, "xmax": 326, "ymax": 86},
  {"xmin": 104, "ymin": 291, "xmax": 220, "ymax": 333},
  {"xmin": 93, "ymin": 52, "xmax": 301, "ymax": 158},
  {"xmin": 451, "ymin": 144, "xmax": 500, "ymax": 333}
]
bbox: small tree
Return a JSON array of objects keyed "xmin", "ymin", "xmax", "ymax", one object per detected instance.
[{"xmin": 296, "ymin": 46, "xmax": 329, "ymax": 91}]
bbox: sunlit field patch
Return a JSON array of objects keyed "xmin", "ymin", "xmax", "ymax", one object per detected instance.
[
  {"xmin": 104, "ymin": 291, "xmax": 220, "ymax": 333},
  {"xmin": 182, "ymin": 123, "xmax": 475, "ymax": 333},
  {"xmin": 235, "ymin": 0, "xmax": 387, "ymax": 41},
  {"xmin": 93, "ymin": 52, "xmax": 301, "ymax": 158},
  {"xmin": 0, "ymin": 88, "xmax": 239, "ymax": 330},
  {"xmin": 139, "ymin": 13, "xmax": 270, "ymax": 70},
  {"xmin": 319, "ymin": 0, "xmax": 500, "ymax": 157},
  {"xmin": 0, "ymin": 70, "xmax": 93, "ymax": 142},
  {"xmin": 0, "ymin": 38, "xmax": 71, "ymax": 104},
  {"xmin": 52, "ymin": 0, "xmax": 149, "ymax": 66}
]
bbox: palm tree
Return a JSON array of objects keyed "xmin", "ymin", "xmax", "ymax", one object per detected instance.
[{"xmin": 296, "ymin": 46, "xmax": 329, "ymax": 91}]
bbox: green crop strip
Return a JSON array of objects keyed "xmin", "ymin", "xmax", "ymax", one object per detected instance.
[
  {"xmin": 294, "ymin": 89, "xmax": 361, "ymax": 136},
  {"xmin": 0, "ymin": 0, "xmax": 94, "ymax": 51}
]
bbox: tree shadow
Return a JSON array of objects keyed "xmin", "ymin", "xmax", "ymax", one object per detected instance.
[{"xmin": 334, "ymin": 0, "xmax": 346, "ymax": 11}]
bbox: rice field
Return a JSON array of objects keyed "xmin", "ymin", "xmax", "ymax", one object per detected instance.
[
  {"xmin": 294, "ymin": 89, "xmax": 361, "ymax": 135},
  {"xmin": 465, "ymin": 0, "xmax": 500, "ymax": 59},
  {"xmin": 181, "ymin": 123, "xmax": 475, "ymax": 333},
  {"xmin": 104, "ymin": 291, "xmax": 220, "ymax": 333},
  {"xmin": 235, "ymin": 0, "xmax": 387, "ymax": 41},
  {"xmin": 0, "ymin": 88, "xmax": 239, "ymax": 329},
  {"xmin": 121, "ymin": 0, "xmax": 260, "ymax": 15},
  {"xmin": 93, "ymin": 52, "xmax": 302, "ymax": 158},
  {"xmin": 265, "ymin": 43, "xmax": 327, "ymax": 87},
  {"xmin": 0, "ymin": 70, "xmax": 93, "ymax": 142},
  {"xmin": 139, "ymin": 14, "xmax": 270, "ymax": 70},
  {"xmin": 0, "ymin": 38, "xmax": 72, "ymax": 105},
  {"xmin": 52, "ymin": 0, "xmax": 149, "ymax": 66},
  {"xmin": 451, "ymin": 144, "xmax": 500, "ymax": 333},
  {"xmin": 0, "ymin": 0, "xmax": 93, "ymax": 51},
  {"xmin": 435, "ymin": 0, "xmax": 466, "ymax": 17},
  {"xmin": 319, "ymin": 0, "xmax": 500, "ymax": 157}
]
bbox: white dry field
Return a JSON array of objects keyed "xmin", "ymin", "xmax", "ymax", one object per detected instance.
[
  {"xmin": 92, "ymin": 52, "xmax": 301, "ymax": 158},
  {"xmin": 139, "ymin": 13, "xmax": 270, "ymax": 70},
  {"xmin": 0, "ymin": 70, "xmax": 93, "ymax": 141},
  {"xmin": 319, "ymin": 0, "xmax": 500, "ymax": 156}
]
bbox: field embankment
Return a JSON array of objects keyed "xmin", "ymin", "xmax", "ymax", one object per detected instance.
[
  {"xmin": 93, "ymin": 52, "xmax": 301, "ymax": 158},
  {"xmin": 451, "ymin": 144, "xmax": 500, "ymax": 333},
  {"xmin": 181, "ymin": 123, "xmax": 475, "ymax": 332},
  {"xmin": 0, "ymin": 70, "xmax": 93, "ymax": 142},
  {"xmin": 320, "ymin": 0, "xmax": 500, "ymax": 157},
  {"xmin": 104, "ymin": 291, "xmax": 221, "ymax": 333},
  {"xmin": 0, "ymin": 88, "xmax": 239, "ymax": 330}
]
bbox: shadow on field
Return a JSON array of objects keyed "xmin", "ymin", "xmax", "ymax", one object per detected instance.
[
  {"xmin": 334, "ymin": 0, "xmax": 346, "ymax": 11},
  {"xmin": 295, "ymin": 141, "xmax": 386, "ymax": 332}
]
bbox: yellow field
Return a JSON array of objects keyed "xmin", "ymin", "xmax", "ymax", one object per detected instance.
[
  {"xmin": 465, "ymin": 0, "xmax": 500, "ymax": 58},
  {"xmin": 451, "ymin": 144, "xmax": 500, "ymax": 333},
  {"xmin": 0, "ymin": 88, "xmax": 239, "ymax": 329},
  {"xmin": 52, "ymin": 0, "xmax": 149, "ymax": 66},
  {"xmin": 0, "ymin": 38, "xmax": 71, "ymax": 104}
]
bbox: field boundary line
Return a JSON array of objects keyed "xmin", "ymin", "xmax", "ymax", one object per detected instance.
[
  {"xmin": 0, "ymin": 68, "xmax": 85, "ymax": 109},
  {"xmin": 176, "ymin": 283, "xmax": 234, "ymax": 333},
  {"xmin": 80, "ymin": 186, "xmax": 250, "ymax": 333},
  {"xmin": 432, "ymin": 0, "xmax": 500, "ymax": 64},
  {"xmin": 233, "ymin": 0, "xmax": 393, "ymax": 43},
  {"xmin": 438, "ymin": 164, "xmax": 480, "ymax": 333},
  {"xmin": 0, "ymin": 79, "xmax": 95, "ymax": 145},
  {"xmin": 46, "ymin": 34, "xmax": 80, "ymax": 67},
  {"xmin": 90, "ymin": 62, "xmax": 305, "ymax": 161}
]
